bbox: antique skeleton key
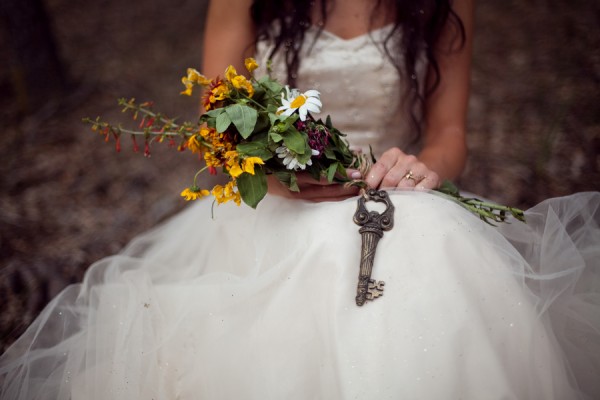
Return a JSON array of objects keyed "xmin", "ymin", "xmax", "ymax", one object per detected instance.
[{"xmin": 353, "ymin": 189, "xmax": 394, "ymax": 306}]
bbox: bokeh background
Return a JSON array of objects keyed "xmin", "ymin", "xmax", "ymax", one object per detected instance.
[{"xmin": 0, "ymin": 0, "xmax": 598, "ymax": 352}]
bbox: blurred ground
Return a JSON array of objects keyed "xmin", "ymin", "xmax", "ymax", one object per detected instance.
[{"xmin": 0, "ymin": 0, "xmax": 598, "ymax": 352}]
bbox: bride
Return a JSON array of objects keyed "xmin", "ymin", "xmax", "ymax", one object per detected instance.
[{"xmin": 1, "ymin": 0, "xmax": 599, "ymax": 398}]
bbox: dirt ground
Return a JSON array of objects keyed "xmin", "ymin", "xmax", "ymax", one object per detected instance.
[{"xmin": 0, "ymin": 0, "xmax": 598, "ymax": 352}]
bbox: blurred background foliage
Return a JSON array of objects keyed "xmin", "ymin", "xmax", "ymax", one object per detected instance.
[{"xmin": 0, "ymin": 0, "xmax": 598, "ymax": 351}]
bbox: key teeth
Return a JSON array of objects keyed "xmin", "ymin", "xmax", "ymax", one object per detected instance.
[{"xmin": 366, "ymin": 280, "xmax": 385, "ymax": 301}]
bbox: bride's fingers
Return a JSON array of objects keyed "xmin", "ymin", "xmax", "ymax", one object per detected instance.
[
  {"xmin": 396, "ymin": 161, "xmax": 428, "ymax": 189},
  {"xmin": 415, "ymin": 172, "xmax": 440, "ymax": 190},
  {"xmin": 366, "ymin": 148, "xmax": 425, "ymax": 189},
  {"xmin": 364, "ymin": 147, "xmax": 441, "ymax": 190},
  {"xmin": 364, "ymin": 148, "xmax": 406, "ymax": 188},
  {"xmin": 383, "ymin": 156, "xmax": 425, "ymax": 189}
]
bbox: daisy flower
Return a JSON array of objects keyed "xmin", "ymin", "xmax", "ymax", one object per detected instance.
[
  {"xmin": 275, "ymin": 145, "xmax": 320, "ymax": 171},
  {"xmin": 277, "ymin": 86, "xmax": 322, "ymax": 121}
]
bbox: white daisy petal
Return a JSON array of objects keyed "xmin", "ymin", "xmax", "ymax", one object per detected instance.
[
  {"xmin": 305, "ymin": 103, "xmax": 321, "ymax": 113},
  {"xmin": 307, "ymin": 98, "xmax": 322, "ymax": 108},
  {"xmin": 298, "ymin": 108, "xmax": 308, "ymax": 121},
  {"xmin": 304, "ymin": 90, "xmax": 320, "ymax": 98}
]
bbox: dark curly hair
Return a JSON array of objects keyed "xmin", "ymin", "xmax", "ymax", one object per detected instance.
[{"xmin": 250, "ymin": 0, "xmax": 465, "ymax": 140}]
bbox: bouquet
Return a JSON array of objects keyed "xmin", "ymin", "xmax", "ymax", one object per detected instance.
[{"xmin": 84, "ymin": 58, "xmax": 524, "ymax": 225}]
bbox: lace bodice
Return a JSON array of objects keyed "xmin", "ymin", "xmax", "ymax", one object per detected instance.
[{"xmin": 255, "ymin": 25, "xmax": 426, "ymax": 157}]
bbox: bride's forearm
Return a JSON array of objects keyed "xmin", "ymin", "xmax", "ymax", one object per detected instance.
[{"xmin": 417, "ymin": 130, "xmax": 467, "ymax": 182}]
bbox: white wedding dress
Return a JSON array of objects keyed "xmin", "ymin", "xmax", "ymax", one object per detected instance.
[{"xmin": 1, "ymin": 26, "xmax": 599, "ymax": 400}]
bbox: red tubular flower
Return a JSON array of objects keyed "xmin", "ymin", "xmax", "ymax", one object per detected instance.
[
  {"xmin": 113, "ymin": 133, "xmax": 121, "ymax": 152},
  {"xmin": 144, "ymin": 141, "xmax": 151, "ymax": 157},
  {"xmin": 132, "ymin": 135, "xmax": 139, "ymax": 153},
  {"xmin": 209, "ymin": 166, "xmax": 217, "ymax": 175}
]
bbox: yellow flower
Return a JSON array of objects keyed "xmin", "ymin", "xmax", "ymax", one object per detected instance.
[
  {"xmin": 245, "ymin": 58, "xmax": 259, "ymax": 73},
  {"xmin": 187, "ymin": 68, "xmax": 211, "ymax": 85},
  {"xmin": 180, "ymin": 187, "xmax": 210, "ymax": 201},
  {"xmin": 212, "ymin": 180, "xmax": 241, "ymax": 205},
  {"xmin": 228, "ymin": 163, "xmax": 243, "ymax": 177},
  {"xmin": 242, "ymin": 157, "xmax": 264, "ymax": 175},
  {"xmin": 224, "ymin": 150, "xmax": 243, "ymax": 177},
  {"xmin": 204, "ymin": 152, "xmax": 222, "ymax": 167},
  {"xmin": 180, "ymin": 68, "xmax": 211, "ymax": 96},
  {"xmin": 226, "ymin": 182, "xmax": 242, "ymax": 206},
  {"xmin": 225, "ymin": 65, "xmax": 237, "ymax": 82},
  {"xmin": 210, "ymin": 83, "xmax": 229, "ymax": 102},
  {"xmin": 232, "ymin": 75, "xmax": 254, "ymax": 97},
  {"xmin": 187, "ymin": 134, "xmax": 203, "ymax": 154},
  {"xmin": 199, "ymin": 127, "xmax": 214, "ymax": 140},
  {"xmin": 180, "ymin": 78, "xmax": 194, "ymax": 96}
]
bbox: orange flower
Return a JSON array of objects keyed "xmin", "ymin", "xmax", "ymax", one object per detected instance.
[{"xmin": 202, "ymin": 79, "xmax": 230, "ymax": 111}]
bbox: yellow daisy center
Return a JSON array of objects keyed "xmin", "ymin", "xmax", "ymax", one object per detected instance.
[{"xmin": 290, "ymin": 95, "xmax": 307, "ymax": 109}]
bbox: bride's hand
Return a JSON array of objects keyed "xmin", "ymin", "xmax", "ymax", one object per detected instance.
[
  {"xmin": 365, "ymin": 147, "xmax": 440, "ymax": 190},
  {"xmin": 267, "ymin": 171, "xmax": 360, "ymax": 202}
]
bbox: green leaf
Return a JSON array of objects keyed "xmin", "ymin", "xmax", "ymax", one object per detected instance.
[
  {"xmin": 253, "ymin": 113, "xmax": 270, "ymax": 134},
  {"xmin": 269, "ymin": 130, "xmax": 283, "ymax": 143},
  {"xmin": 200, "ymin": 108, "xmax": 225, "ymax": 128},
  {"xmin": 236, "ymin": 141, "xmax": 273, "ymax": 160},
  {"xmin": 259, "ymin": 76, "xmax": 284, "ymax": 94},
  {"xmin": 203, "ymin": 108, "xmax": 226, "ymax": 118},
  {"xmin": 325, "ymin": 115, "xmax": 333, "ymax": 129},
  {"xmin": 226, "ymin": 104, "xmax": 258, "ymax": 139},
  {"xmin": 281, "ymin": 127, "xmax": 305, "ymax": 154},
  {"xmin": 437, "ymin": 180, "xmax": 460, "ymax": 197},
  {"xmin": 274, "ymin": 171, "xmax": 299, "ymax": 192},
  {"xmin": 327, "ymin": 162, "xmax": 339, "ymax": 183},
  {"xmin": 336, "ymin": 162, "xmax": 347, "ymax": 178},
  {"xmin": 216, "ymin": 112, "xmax": 232, "ymax": 133},
  {"xmin": 237, "ymin": 168, "xmax": 268, "ymax": 208},
  {"xmin": 324, "ymin": 148, "xmax": 336, "ymax": 160}
]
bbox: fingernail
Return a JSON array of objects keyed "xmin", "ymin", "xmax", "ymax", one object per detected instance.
[{"xmin": 350, "ymin": 171, "xmax": 362, "ymax": 179}]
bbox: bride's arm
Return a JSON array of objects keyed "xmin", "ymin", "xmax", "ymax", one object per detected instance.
[
  {"xmin": 202, "ymin": 0, "xmax": 255, "ymax": 86},
  {"xmin": 365, "ymin": 0, "xmax": 473, "ymax": 190}
]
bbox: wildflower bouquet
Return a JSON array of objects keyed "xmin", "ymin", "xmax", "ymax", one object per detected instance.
[
  {"xmin": 85, "ymin": 58, "xmax": 357, "ymax": 208},
  {"xmin": 84, "ymin": 58, "xmax": 524, "ymax": 224}
]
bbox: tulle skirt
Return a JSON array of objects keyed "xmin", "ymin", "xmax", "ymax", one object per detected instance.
[{"xmin": 1, "ymin": 190, "xmax": 599, "ymax": 399}]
